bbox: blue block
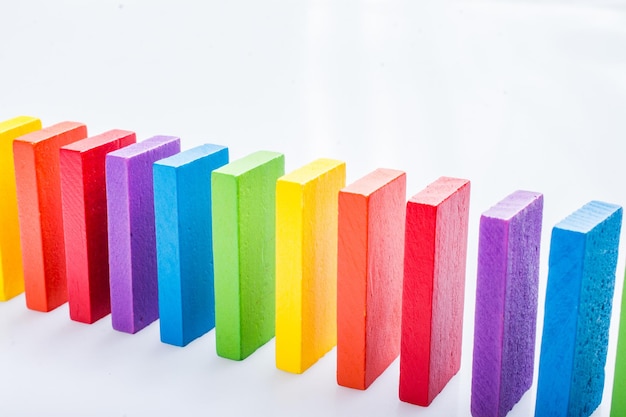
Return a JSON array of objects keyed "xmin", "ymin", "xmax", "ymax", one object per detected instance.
[
  {"xmin": 153, "ymin": 144, "xmax": 229, "ymax": 346},
  {"xmin": 535, "ymin": 201, "xmax": 622, "ymax": 417}
]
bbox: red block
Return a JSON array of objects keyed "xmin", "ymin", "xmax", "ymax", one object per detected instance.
[
  {"xmin": 13, "ymin": 122, "xmax": 88, "ymax": 312},
  {"xmin": 60, "ymin": 130, "xmax": 136, "ymax": 324},
  {"xmin": 337, "ymin": 168, "xmax": 406, "ymax": 390},
  {"xmin": 399, "ymin": 176, "xmax": 470, "ymax": 406}
]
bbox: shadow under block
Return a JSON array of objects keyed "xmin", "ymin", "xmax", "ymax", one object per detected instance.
[
  {"xmin": 60, "ymin": 130, "xmax": 137, "ymax": 324},
  {"xmin": 275, "ymin": 158, "xmax": 346, "ymax": 374},
  {"xmin": 154, "ymin": 144, "xmax": 229, "ymax": 347},
  {"xmin": 535, "ymin": 201, "xmax": 623, "ymax": 417},
  {"xmin": 471, "ymin": 190, "xmax": 544, "ymax": 417},
  {"xmin": 212, "ymin": 151, "xmax": 285, "ymax": 360},
  {"xmin": 337, "ymin": 168, "xmax": 406, "ymax": 390},
  {"xmin": 612, "ymin": 269, "xmax": 626, "ymax": 417},
  {"xmin": 0, "ymin": 116, "xmax": 42, "ymax": 301},
  {"xmin": 399, "ymin": 176, "xmax": 471, "ymax": 406},
  {"xmin": 13, "ymin": 122, "xmax": 88, "ymax": 311},
  {"xmin": 106, "ymin": 136, "xmax": 181, "ymax": 334}
]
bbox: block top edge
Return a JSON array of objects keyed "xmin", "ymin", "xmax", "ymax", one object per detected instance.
[
  {"xmin": 278, "ymin": 158, "xmax": 345, "ymax": 185},
  {"xmin": 154, "ymin": 143, "xmax": 227, "ymax": 168},
  {"xmin": 14, "ymin": 121, "xmax": 86, "ymax": 144},
  {"xmin": 408, "ymin": 176, "xmax": 470, "ymax": 207},
  {"xmin": 106, "ymin": 135, "xmax": 180, "ymax": 159},
  {"xmin": 555, "ymin": 200, "xmax": 623, "ymax": 234},
  {"xmin": 341, "ymin": 168, "xmax": 406, "ymax": 197},
  {"xmin": 60, "ymin": 129, "xmax": 135, "ymax": 152},
  {"xmin": 0, "ymin": 116, "xmax": 40, "ymax": 134},
  {"xmin": 213, "ymin": 150, "xmax": 284, "ymax": 177},
  {"xmin": 482, "ymin": 190, "xmax": 543, "ymax": 221}
]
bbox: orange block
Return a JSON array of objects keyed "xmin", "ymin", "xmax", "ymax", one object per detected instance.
[
  {"xmin": 13, "ymin": 122, "xmax": 88, "ymax": 311},
  {"xmin": 337, "ymin": 168, "xmax": 406, "ymax": 389},
  {"xmin": 0, "ymin": 116, "xmax": 41, "ymax": 301}
]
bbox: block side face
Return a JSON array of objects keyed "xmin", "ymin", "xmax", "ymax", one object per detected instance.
[
  {"xmin": 364, "ymin": 172, "xmax": 406, "ymax": 388},
  {"xmin": 238, "ymin": 155, "xmax": 285, "ymax": 359},
  {"xmin": 0, "ymin": 116, "xmax": 41, "ymax": 300},
  {"xmin": 471, "ymin": 216, "xmax": 508, "ymax": 417},
  {"xmin": 337, "ymin": 191, "xmax": 368, "ymax": 389},
  {"xmin": 299, "ymin": 162, "xmax": 346, "ymax": 372},
  {"xmin": 535, "ymin": 227, "xmax": 585, "ymax": 417},
  {"xmin": 154, "ymin": 164, "xmax": 184, "ymax": 346},
  {"xmin": 106, "ymin": 155, "xmax": 133, "ymax": 331},
  {"xmin": 499, "ymin": 194, "xmax": 543, "ymax": 416},
  {"xmin": 429, "ymin": 180, "xmax": 470, "ymax": 402},
  {"xmin": 213, "ymin": 172, "xmax": 242, "ymax": 359},
  {"xmin": 569, "ymin": 206, "xmax": 622, "ymax": 416},
  {"xmin": 400, "ymin": 201, "xmax": 437, "ymax": 406},
  {"xmin": 176, "ymin": 148, "xmax": 229, "ymax": 345},
  {"xmin": 275, "ymin": 179, "xmax": 304, "ymax": 372},
  {"xmin": 127, "ymin": 140, "xmax": 180, "ymax": 332},
  {"xmin": 60, "ymin": 148, "xmax": 90, "ymax": 319},
  {"xmin": 611, "ymin": 271, "xmax": 626, "ymax": 417}
]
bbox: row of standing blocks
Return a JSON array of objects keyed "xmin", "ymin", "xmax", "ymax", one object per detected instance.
[{"xmin": 1, "ymin": 116, "xmax": 625, "ymax": 416}]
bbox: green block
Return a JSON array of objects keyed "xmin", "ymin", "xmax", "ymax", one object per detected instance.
[
  {"xmin": 212, "ymin": 151, "xmax": 285, "ymax": 360},
  {"xmin": 612, "ymin": 270, "xmax": 626, "ymax": 416}
]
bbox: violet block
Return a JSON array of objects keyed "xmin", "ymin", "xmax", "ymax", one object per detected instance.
[
  {"xmin": 471, "ymin": 190, "xmax": 543, "ymax": 417},
  {"xmin": 106, "ymin": 135, "xmax": 181, "ymax": 334}
]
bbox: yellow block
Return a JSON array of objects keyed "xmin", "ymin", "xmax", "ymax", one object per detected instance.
[
  {"xmin": 0, "ymin": 116, "xmax": 42, "ymax": 300},
  {"xmin": 275, "ymin": 158, "xmax": 346, "ymax": 373}
]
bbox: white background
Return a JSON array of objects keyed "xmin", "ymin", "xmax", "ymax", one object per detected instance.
[{"xmin": 1, "ymin": 1, "xmax": 626, "ymax": 415}]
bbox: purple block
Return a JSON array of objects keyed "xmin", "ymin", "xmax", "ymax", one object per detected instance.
[
  {"xmin": 471, "ymin": 190, "xmax": 543, "ymax": 417},
  {"xmin": 106, "ymin": 136, "xmax": 181, "ymax": 334}
]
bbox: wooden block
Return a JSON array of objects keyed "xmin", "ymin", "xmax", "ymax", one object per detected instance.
[
  {"xmin": 154, "ymin": 144, "xmax": 229, "ymax": 347},
  {"xmin": 536, "ymin": 201, "xmax": 622, "ymax": 417},
  {"xmin": 212, "ymin": 151, "xmax": 285, "ymax": 360},
  {"xmin": 611, "ymin": 269, "xmax": 626, "ymax": 417},
  {"xmin": 60, "ymin": 130, "xmax": 137, "ymax": 324},
  {"xmin": 471, "ymin": 190, "xmax": 543, "ymax": 417},
  {"xmin": 13, "ymin": 122, "xmax": 88, "ymax": 311},
  {"xmin": 275, "ymin": 158, "xmax": 346, "ymax": 374},
  {"xmin": 337, "ymin": 168, "xmax": 406, "ymax": 390},
  {"xmin": 399, "ymin": 176, "xmax": 471, "ymax": 406},
  {"xmin": 106, "ymin": 136, "xmax": 181, "ymax": 334},
  {"xmin": 0, "ymin": 116, "xmax": 42, "ymax": 301}
]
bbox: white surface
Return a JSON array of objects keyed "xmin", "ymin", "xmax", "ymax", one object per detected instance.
[{"xmin": 1, "ymin": 1, "xmax": 626, "ymax": 415}]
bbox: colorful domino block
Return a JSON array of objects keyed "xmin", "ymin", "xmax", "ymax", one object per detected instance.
[
  {"xmin": 471, "ymin": 190, "xmax": 544, "ymax": 417},
  {"xmin": 612, "ymin": 270, "xmax": 626, "ymax": 416},
  {"xmin": 13, "ymin": 122, "xmax": 88, "ymax": 311},
  {"xmin": 154, "ymin": 144, "xmax": 229, "ymax": 347},
  {"xmin": 106, "ymin": 136, "xmax": 181, "ymax": 334},
  {"xmin": 212, "ymin": 151, "xmax": 285, "ymax": 360},
  {"xmin": 275, "ymin": 158, "xmax": 346, "ymax": 374},
  {"xmin": 399, "ymin": 176, "xmax": 471, "ymax": 406},
  {"xmin": 337, "ymin": 168, "xmax": 406, "ymax": 390},
  {"xmin": 0, "ymin": 116, "xmax": 42, "ymax": 301},
  {"xmin": 60, "ymin": 130, "xmax": 137, "ymax": 323},
  {"xmin": 535, "ymin": 201, "xmax": 622, "ymax": 417}
]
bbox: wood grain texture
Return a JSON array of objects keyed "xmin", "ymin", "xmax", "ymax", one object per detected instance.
[
  {"xmin": 212, "ymin": 151, "xmax": 285, "ymax": 360},
  {"xmin": 13, "ymin": 121, "xmax": 87, "ymax": 311},
  {"xmin": 0, "ymin": 116, "xmax": 42, "ymax": 301},
  {"xmin": 399, "ymin": 176, "xmax": 470, "ymax": 406},
  {"xmin": 60, "ymin": 130, "xmax": 136, "ymax": 324},
  {"xmin": 106, "ymin": 136, "xmax": 181, "ymax": 334},
  {"xmin": 275, "ymin": 158, "xmax": 346, "ymax": 374},
  {"xmin": 337, "ymin": 168, "xmax": 406, "ymax": 390},
  {"xmin": 471, "ymin": 190, "xmax": 543, "ymax": 417},
  {"xmin": 154, "ymin": 144, "xmax": 229, "ymax": 347},
  {"xmin": 536, "ymin": 201, "xmax": 622, "ymax": 417}
]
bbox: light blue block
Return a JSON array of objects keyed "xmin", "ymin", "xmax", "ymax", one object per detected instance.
[
  {"xmin": 153, "ymin": 144, "xmax": 229, "ymax": 346},
  {"xmin": 535, "ymin": 201, "xmax": 622, "ymax": 417}
]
